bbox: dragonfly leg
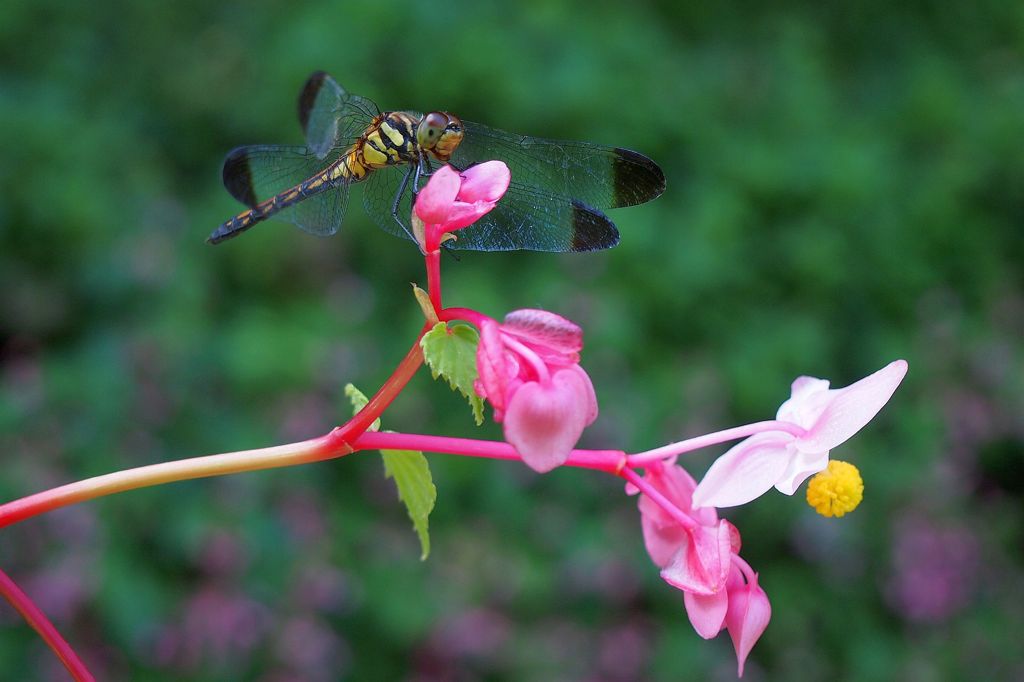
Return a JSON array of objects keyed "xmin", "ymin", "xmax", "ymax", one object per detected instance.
[{"xmin": 389, "ymin": 167, "xmax": 416, "ymax": 243}]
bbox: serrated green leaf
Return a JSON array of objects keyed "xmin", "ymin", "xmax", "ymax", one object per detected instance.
[
  {"xmin": 345, "ymin": 383, "xmax": 434, "ymax": 559},
  {"xmin": 420, "ymin": 322, "xmax": 485, "ymax": 425},
  {"xmin": 344, "ymin": 383, "xmax": 381, "ymax": 431},
  {"xmin": 381, "ymin": 449, "xmax": 436, "ymax": 560}
]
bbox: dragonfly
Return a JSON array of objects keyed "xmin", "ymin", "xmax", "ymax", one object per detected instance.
[{"xmin": 209, "ymin": 71, "xmax": 665, "ymax": 252}]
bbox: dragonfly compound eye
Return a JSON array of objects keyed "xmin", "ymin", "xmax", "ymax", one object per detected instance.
[
  {"xmin": 417, "ymin": 112, "xmax": 449, "ymax": 148},
  {"xmin": 431, "ymin": 113, "xmax": 464, "ymax": 162}
]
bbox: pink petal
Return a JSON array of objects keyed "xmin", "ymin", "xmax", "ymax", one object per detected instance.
[
  {"xmin": 684, "ymin": 588, "xmax": 729, "ymax": 639},
  {"xmin": 637, "ymin": 462, "xmax": 704, "ymax": 529},
  {"xmin": 798, "ymin": 360, "xmax": 908, "ymax": 453},
  {"xmin": 777, "ymin": 377, "xmax": 832, "ymax": 426},
  {"xmin": 457, "ymin": 160, "xmax": 511, "ymax": 203},
  {"xmin": 502, "ymin": 309, "xmax": 584, "ymax": 357},
  {"xmin": 635, "ymin": 461, "xmax": 711, "ymax": 568},
  {"xmin": 773, "ymin": 447, "xmax": 829, "ymax": 495},
  {"xmin": 503, "ymin": 369, "xmax": 592, "ymax": 473},
  {"xmin": 726, "ymin": 572, "xmax": 771, "ymax": 677},
  {"xmin": 439, "ymin": 199, "xmax": 500, "ymax": 232},
  {"xmin": 565, "ymin": 364, "xmax": 598, "ymax": 425},
  {"xmin": 413, "ymin": 165, "xmax": 460, "ymax": 224},
  {"xmin": 475, "ymin": 320, "xmax": 510, "ymax": 416},
  {"xmin": 691, "ymin": 433, "xmax": 795, "ymax": 509},
  {"xmin": 642, "ymin": 517, "xmax": 688, "ymax": 568},
  {"xmin": 660, "ymin": 521, "xmax": 731, "ymax": 595}
]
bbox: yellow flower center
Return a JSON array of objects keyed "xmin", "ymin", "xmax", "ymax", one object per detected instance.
[{"xmin": 806, "ymin": 460, "xmax": 863, "ymax": 518}]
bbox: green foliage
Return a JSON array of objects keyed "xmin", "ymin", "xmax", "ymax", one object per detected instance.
[
  {"xmin": 420, "ymin": 322, "xmax": 486, "ymax": 426},
  {"xmin": 343, "ymin": 383, "xmax": 381, "ymax": 432},
  {"xmin": 346, "ymin": 383, "xmax": 434, "ymax": 559},
  {"xmin": 380, "ymin": 450, "xmax": 437, "ymax": 561}
]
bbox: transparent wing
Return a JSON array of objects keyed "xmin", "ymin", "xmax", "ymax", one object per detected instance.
[
  {"xmin": 452, "ymin": 121, "xmax": 665, "ymax": 209},
  {"xmin": 221, "ymin": 144, "xmax": 350, "ymax": 236},
  {"xmin": 361, "ymin": 164, "xmax": 417, "ymax": 242},
  {"xmin": 360, "ymin": 162, "xmax": 619, "ymax": 252},
  {"xmin": 452, "ymin": 182, "xmax": 619, "ymax": 252},
  {"xmin": 297, "ymin": 71, "xmax": 380, "ymax": 159}
]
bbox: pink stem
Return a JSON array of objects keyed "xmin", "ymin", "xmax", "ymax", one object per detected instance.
[
  {"xmin": 426, "ymin": 250, "xmax": 442, "ymax": 311},
  {"xmin": 353, "ymin": 431, "xmax": 626, "ymax": 474},
  {"xmin": 0, "ymin": 435, "xmax": 344, "ymax": 530},
  {"xmin": 618, "ymin": 467, "xmax": 698, "ymax": 531},
  {"xmin": 627, "ymin": 420, "xmax": 807, "ymax": 466},
  {"xmin": 0, "ymin": 567, "xmax": 95, "ymax": 681},
  {"xmin": 324, "ymin": 325, "xmax": 429, "ymax": 449},
  {"xmin": 439, "ymin": 307, "xmax": 493, "ymax": 328},
  {"xmin": 731, "ymin": 554, "xmax": 757, "ymax": 584},
  {"xmin": 500, "ymin": 334, "xmax": 549, "ymax": 383}
]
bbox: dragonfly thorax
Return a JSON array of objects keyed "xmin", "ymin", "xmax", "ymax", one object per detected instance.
[{"xmin": 416, "ymin": 111, "xmax": 464, "ymax": 162}]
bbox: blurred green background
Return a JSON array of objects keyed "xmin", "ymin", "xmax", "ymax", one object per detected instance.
[{"xmin": 2, "ymin": 1, "xmax": 1023, "ymax": 680}]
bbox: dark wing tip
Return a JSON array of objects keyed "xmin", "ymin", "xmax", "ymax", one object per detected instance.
[
  {"xmin": 298, "ymin": 71, "xmax": 331, "ymax": 135},
  {"xmin": 570, "ymin": 200, "xmax": 620, "ymax": 252},
  {"xmin": 222, "ymin": 146, "xmax": 259, "ymax": 208},
  {"xmin": 612, "ymin": 147, "xmax": 666, "ymax": 207}
]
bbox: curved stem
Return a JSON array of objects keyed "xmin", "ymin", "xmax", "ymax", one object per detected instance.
[
  {"xmin": 0, "ymin": 567, "xmax": 95, "ymax": 681},
  {"xmin": 500, "ymin": 334, "xmax": 549, "ymax": 384},
  {"xmin": 439, "ymin": 307, "xmax": 492, "ymax": 328},
  {"xmin": 627, "ymin": 420, "xmax": 807, "ymax": 466},
  {"xmin": 618, "ymin": 467, "xmax": 698, "ymax": 531},
  {"xmin": 0, "ymin": 435, "xmax": 347, "ymax": 530},
  {"xmin": 0, "ymin": 326, "xmax": 432, "ymax": 530},
  {"xmin": 354, "ymin": 431, "xmax": 626, "ymax": 474},
  {"xmin": 327, "ymin": 325, "xmax": 429, "ymax": 447}
]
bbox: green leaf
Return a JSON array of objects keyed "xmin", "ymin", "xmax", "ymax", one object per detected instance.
[
  {"xmin": 345, "ymin": 383, "xmax": 434, "ymax": 559},
  {"xmin": 420, "ymin": 322, "xmax": 485, "ymax": 426},
  {"xmin": 381, "ymin": 449, "xmax": 436, "ymax": 560},
  {"xmin": 343, "ymin": 383, "xmax": 381, "ymax": 431}
]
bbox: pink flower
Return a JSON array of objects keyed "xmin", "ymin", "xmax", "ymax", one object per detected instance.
[
  {"xmin": 633, "ymin": 461, "xmax": 735, "ymax": 596},
  {"xmin": 632, "ymin": 461, "xmax": 771, "ymax": 675},
  {"xmin": 474, "ymin": 309, "xmax": 598, "ymax": 473},
  {"xmin": 414, "ymin": 162, "xmax": 511, "ymax": 251},
  {"xmin": 692, "ymin": 359, "xmax": 908, "ymax": 509},
  {"xmin": 724, "ymin": 568, "xmax": 771, "ymax": 677}
]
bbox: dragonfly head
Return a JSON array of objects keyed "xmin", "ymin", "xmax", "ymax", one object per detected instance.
[{"xmin": 417, "ymin": 111, "xmax": 464, "ymax": 162}]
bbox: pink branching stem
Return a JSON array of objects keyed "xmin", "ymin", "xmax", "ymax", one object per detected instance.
[
  {"xmin": 0, "ymin": 435, "xmax": 345, "ymax": 530},
  {"xmin": 438, "ymin": 307, "xmax": 492, "ymax": 328},
  {"xmin": 618, "ymin": 467, "xmax": 698, "ymax": 531},
  {"xmin": 324, "ymin": 324, "xmax": 430, "ymax": 448},
  {"xmin": 0, "ymin": 327, "xmax": 435, "ymax": 531},
  {"xmin": 731, "ymin": 553, "xmax": 757, "ymax": 584},
  {"xmin": 0, "ymin": 567, "xmax": 95, "ymax": 681},
  {"xmin": 425, "ymin": 250, "xmax": 443, "ymax": 311},
  {"xmin": 627, "ymin": 420, "xmax": 807, "ymax": 466},
  {"xmin": 354, "ymin": 431, "xmax": 626, "ymax": 474},
  {"xmin": 500, "ymin": 335, "xmax": 549, "ymax": 383}
]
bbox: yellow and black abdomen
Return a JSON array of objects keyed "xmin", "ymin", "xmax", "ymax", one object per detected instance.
[
  {"xmin": 350, "ymin": 111, "xmax": 422, "ymax": 173},
  {"xmin": 207, "ymin": 112, "xmax": 424, "ymax": 244}
]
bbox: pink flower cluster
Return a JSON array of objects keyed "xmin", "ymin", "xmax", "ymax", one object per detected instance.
[
  {"xmin": 632, "ymin": 461, "xmax": 770, "ymax": 676},
  {"xmin": 475, "ymin": 309, "xmax": 598, "ymax": 473},
  {"xmin": 413, "ymin": 161, "xmax": 910, "ymax": 678}
]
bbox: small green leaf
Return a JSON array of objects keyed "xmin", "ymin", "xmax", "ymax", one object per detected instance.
[
  {"xmin": 420, "ymin": 322, "xmax": 485, "ymax": 425},
  {"xmin": 345, "ymin": 383, "xmax": 434, "ymax": 559},
  {"xmin": 381, "ymin": 449, "xmax": 436, "ymax": 560},
  {"xmin": 344, "ymin": 383, "xmax": 381, "ymax": 431}
]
